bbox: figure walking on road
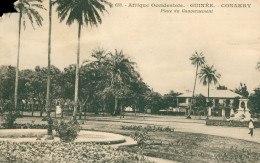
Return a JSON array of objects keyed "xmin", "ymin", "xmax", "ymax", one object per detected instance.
[{"xmin": 248, "ymin": 119, "xmax": 254, "ymax": 136}]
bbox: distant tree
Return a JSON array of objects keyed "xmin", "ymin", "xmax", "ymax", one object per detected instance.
[
  {"xmin": 193, "ymin": 94, "xmax": 207, "ymax": 115},
  {"xmin": 61, "ymin": 65, "xmax": 76, "ymax": 100},
  {"xmin": 129, "ymin": 80, "xmax": 150, "ymax": 113},
  {"xmin": 193, "ymin": 94, "xmax": 206, "ymax": 108},
  {"xmin": 234, "ymin": 83, "xmax": 249, "ymax": 98},
  {"xmin": 0, "ymin": 66, "xmax": 16, "ymax": 110},
  {"xmin": 199, "ymin": 65, "xmax": 221, "ymax": 105},
  {"xmin": 217, "ymin": 85, "xmax": 228, "ymax": 90},
  {"xmin": 87, "ymin": 48, "xmax": 111, "ymax": 116},
  {"xmin": 104, "ymin": 50, "xmax": 138, "ymax": 115},
  {"xmin": 144, "ymin": 91, "xmax": 163, "ymax": 114},
  {"xmin": 162, "ymin": 90, "xmax": 180, "ymax": 108},
  {"xmin": 248, "ymin": 88, "xmax": 260, "ymax": 114},
  {"xmin": 21, "ymin": 66, "xmax": 62, "ymax": 117},
  {"xmin": 189, "ymin": 51, "xmax": 206, "ymax": 115}
]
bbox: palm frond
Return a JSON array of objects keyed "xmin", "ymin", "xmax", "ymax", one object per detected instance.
[
  {"xmin": 256, "ymin": 60, "xmax": 260, "ymax": 71},
  {"xmin": 15, "ymin": 0, "xmax": 45, "ymax": 30},
  {"xmin": 190, "ymin": 51, "xmax": 206, "ymax": 67},
  {"xmin": 28, "ymin": 8, "xmax": 44, "ymax": 26},
  {"xmin": 199, "ymin": 65, "xmax": 221, "ymax": 86},
  {"xmin": 23, "ymin": 17, "xmax": 27, "ymax": 30},
  {"xmin": 31, "ymin": 4, "xmax": 46, "ymax": 10},
  {"xmin": 25, "ymin": 9, "xmax": 35, "ymax": 29},
  {"xmin": 56, "ymin": 0, "xmax": 111, "ymax": 26}
]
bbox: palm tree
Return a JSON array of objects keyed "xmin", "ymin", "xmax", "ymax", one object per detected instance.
[
  {"xmin": 189, "ymin": 51, "xmax": 205, "ymax": 116},
  {"xmin": 105, "ymin": 50, "xmax": 137, "ymax": 115},
  {"xmin": 199, "ymin": 65, "xmax": 221, "ymax": 105},
  {"xmin": 91, "ymin": 48, "xmax": 110, "ymax": 64},
  {"xmin": 55, "ymin": 0, "xmax": 112, "ymax": 120},
  {"xmin": 14, "ymin": 0, "xmax": 45, "ymax": 110}
]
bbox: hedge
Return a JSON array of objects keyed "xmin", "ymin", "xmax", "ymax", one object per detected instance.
[
  {"xmin": 206, "ymin": 119, "xmax": 260, "ymax": 128},
  {"xmin": 159, "ymin": 111, "xmax": 185, "ymax": 116}
]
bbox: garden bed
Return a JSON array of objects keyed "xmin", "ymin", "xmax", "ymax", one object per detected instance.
[
  {"xmin": 82, "ymin": 120, "xmax": 260, "ymax": 163},
  {"xmin": 0, "ymin": 141, "xmax": 150, "ymax": 163},
  {"xmin": 206, "ymin": 119, "xmax": 260, "ymax": 128}
]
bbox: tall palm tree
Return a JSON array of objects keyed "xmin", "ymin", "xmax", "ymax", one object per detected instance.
[
  {"xmin": 55, "ymin": 0, "xmax": 112, "ymax": 120},
  {"xmin": 199, "ymin": 65, "xmax": 221, "ymax": 104},
  {"xmin": 14, "ymin": 0, "xmax": 45, "ymax": 110},
  {"xmin": 189, "ymin": 51, "xmax": 205, "ymax": 115}
]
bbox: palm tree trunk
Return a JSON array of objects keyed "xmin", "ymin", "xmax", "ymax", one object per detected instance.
[
  {"xmin": 208, "ymin": 82, "xmax": 210, "ymax": 102},
  {"xmin": 113, "ymin": 96, "xmax": 117, "ymax": 116},
  {"xmin": 120, "ymin": 101, "xmax": 122, "ymax": 119},
  {"xmin": 46, "ymin": 0, "xmax": 52, "ymax": 117},
  {"xmin": 46, "ymin": 0, "xmax": 53, "ymax": 136},
  {"xmin": 103, "ymin": 103, "xmax": 106, "ymax": 117},
  {"xmin": 15, "ymin": 9, "xmax": 22, "ymax": 110},
  {"xmin": 190, "ymin": 64, "xmax": 199, "ymax": 115},
  {"xmin": 207, "ymin": 82, "xmax": 210, "ymax": 116},
  {"xmin": 73, "ymin": 23, "xmax": 82, "ymax": 120},
  {"xmin": 32, "ymin": 102, "xmax": 34, "ymax": 117},
  {"xmin": 40, "ymin": 104, "xmax": 43, "ymax": 117},
  {"xmin": 79, "ymin": 105, "xmax": 82, "ymax": 120},
  {"xmin": 84, "ymin": 104, "xmax": 87, "ymax": 120}
]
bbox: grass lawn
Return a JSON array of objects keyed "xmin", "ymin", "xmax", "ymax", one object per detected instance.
[
  {"xmin": 1, "ymin": 116, "xmax": 260, "ymax": 162},
  {"xmin": 82, "ymin": 120, "xmax": 260, "ymax": 163}
]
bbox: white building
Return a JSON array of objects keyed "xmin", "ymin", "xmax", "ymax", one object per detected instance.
[{"xmin": 177, "ymin": 90, "xmax": 243, "ymax": 117}]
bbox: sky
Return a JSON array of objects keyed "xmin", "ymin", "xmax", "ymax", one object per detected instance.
[{"xmin": 0, "ymin": 0, "xmax": 260, "ymax": 95}]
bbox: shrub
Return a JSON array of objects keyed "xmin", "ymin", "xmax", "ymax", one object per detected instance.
[
  {"xmin": 54, "ymin": 120, "xmax": 80, "ymax": 142},
  {"xmin": 206, "ymin": 119, "xmax": 260, "ymax": 128},
  {"xmin": 132, "ymin": 130, "xmax": 150, "ymax": 149},
  {"xmin": 2, "ymin": 111, "xmax": 18, "ymax": 129},
  {"xmin": 16, "ymin": 123, "xmax": 48, "ymax": 129},
  {"xmin": 132, "ymin": 129, "xmax": 151, "ymax": 159},
  {"xmin": 121, "ymin": 125, "xmax": 174, "ymax": 132}
]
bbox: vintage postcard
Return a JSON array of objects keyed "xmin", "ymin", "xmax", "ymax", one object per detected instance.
[{"xmin": 0, "ymin": 0, "xmax": 260, "ymax": 162}]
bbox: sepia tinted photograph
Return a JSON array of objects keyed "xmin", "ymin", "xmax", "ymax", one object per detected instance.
[{"xmin": 0, "ymin": 0, "xmax": 260, "ymax": 162}]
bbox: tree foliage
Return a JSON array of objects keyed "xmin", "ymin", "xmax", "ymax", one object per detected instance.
[
  {"xmin": 248, "ymin": 88, "xmax": 260, "ymax": 114},
  {"xmin": 0, "ymin": 48, "xmax": 182, "ymax": 117},
  {"xmin": 199, "ymin": 65, "xmax": 221, "ymax": 100},
  {"xmin": 217, "ymin": 85, "xmax": 228, "ymax": 90}
]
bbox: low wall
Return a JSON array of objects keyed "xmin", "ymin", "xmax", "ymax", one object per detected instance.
[{"xmin": 206, "ymin": 119, "xmax": 260, "ymax": 128}]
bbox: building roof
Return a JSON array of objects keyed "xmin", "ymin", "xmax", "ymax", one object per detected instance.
[{"xmin": 177, "ymin": 90, "xmax": 242, "ymax": 98}]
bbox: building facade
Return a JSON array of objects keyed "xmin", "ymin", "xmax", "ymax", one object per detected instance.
[{"xmin": 177, "ymin": 90, "xmax": 243, "ymax": 117}]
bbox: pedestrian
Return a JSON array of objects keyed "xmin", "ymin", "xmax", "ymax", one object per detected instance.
[{"xmin": 248, "ymin": 119, "xmax": 254, "ymax": 136}]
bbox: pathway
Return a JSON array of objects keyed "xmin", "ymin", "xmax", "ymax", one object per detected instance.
[{"xmin": 85, "ymin": 115, "xmax": 260, "ymax": 144}]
